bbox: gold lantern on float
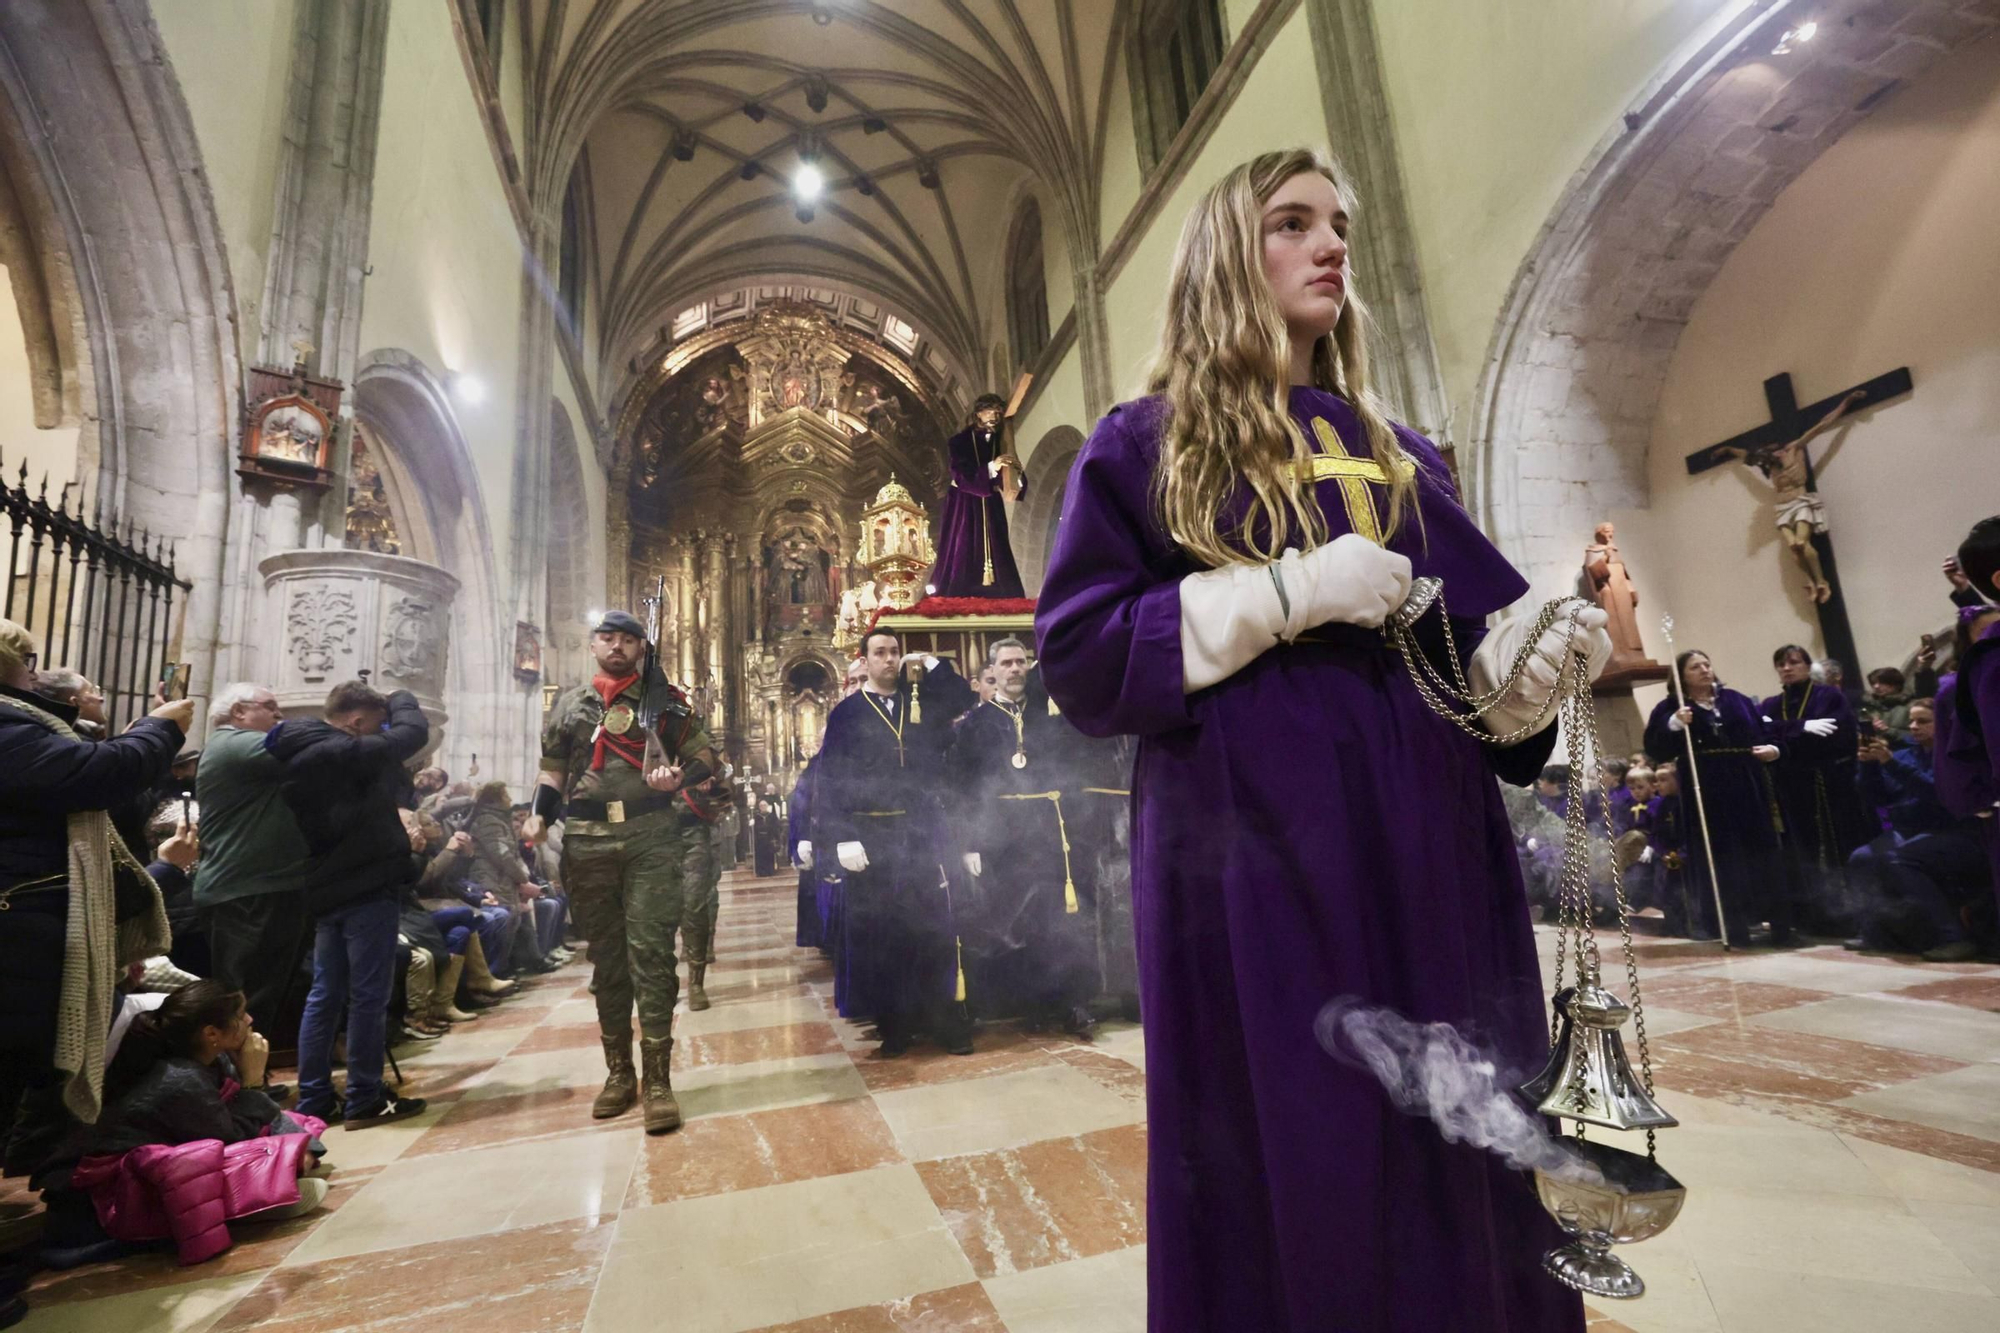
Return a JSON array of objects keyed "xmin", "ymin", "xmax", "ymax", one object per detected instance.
[{"xmin": 859, "ymin": 475, "xmax": 934, "ymax": 611}]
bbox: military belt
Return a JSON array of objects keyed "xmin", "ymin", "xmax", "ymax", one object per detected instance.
[{"xmin": 566, "ymin": 793, "xmax": 677, "ymax": 824}]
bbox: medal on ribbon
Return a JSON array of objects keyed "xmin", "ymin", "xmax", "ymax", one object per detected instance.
[{"xmin": 602, "ymin": 703, "xmax": 636, "ymax": 736}]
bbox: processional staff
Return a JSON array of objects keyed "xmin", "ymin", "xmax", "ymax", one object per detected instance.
[{"xmin": 1658, "ymin": 614, "xmax": 1730, "ymax": 951}]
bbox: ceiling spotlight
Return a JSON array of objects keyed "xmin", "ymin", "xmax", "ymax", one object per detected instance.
[
  {"xmin": 740, "ymin": 160, "xmax": 761, "ymax": 180},
  {"xmin": 805, "ymin": 76, "xmax": 830, "ymax": 114},
  {"xmin": 854, "ymin": 174, "xmax": 874, "ymax": 197},
  {"xmin": 810, "ymin": 1, "xmax": 833, "ymax": 25},
  {"xmin": 671, "ymin": 129, "xmax": 697, "ymax": 161},
  {"xmin": 1771, "ymin": 20, "xmax": 1818, "ymax": 55},
  {"xmin": 794, "ymin": 162, "xmax": 825, "ymax": 202},
  {"xmin": 795, "ymin": 203, "xmax": 816, "ymax": 224},
  {"xmin": 916, "ymin": 158, "xmax": 940, "ymax": 189},
  {"xmin": 862, "ymin": 117, "xmax": 886, "ymax": 134},
  {"xmin": 743, "ymin": 101, "xmax": 766, "ymax": 122},
  {"xmin": 449, "ymin": 371, "xmax": 486, "ymax": 406}
]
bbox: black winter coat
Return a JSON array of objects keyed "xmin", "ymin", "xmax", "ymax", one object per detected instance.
[{"xmin": 264, "ymin": 691, "xmax": 429, "ymax": 916}]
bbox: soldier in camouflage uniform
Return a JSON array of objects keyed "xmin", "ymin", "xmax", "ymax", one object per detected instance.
[
  {"xmin": 525, "ymin": 611, "xmax": 718, "ymax": 1134},
  {"xmin": 673, "ymin": 771, "xmax": 734, "ymax": 1010}
]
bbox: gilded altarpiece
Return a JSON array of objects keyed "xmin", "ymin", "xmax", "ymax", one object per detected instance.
[{"xmin": 617, "ymin": 305, "xmax": 948, "ymax": 783}]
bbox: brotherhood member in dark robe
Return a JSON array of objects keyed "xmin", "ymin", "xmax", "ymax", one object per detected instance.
[
  {"xmin": 790, "ymin": 760, "xmax": 820, "ymax": 951},
  {"xmin": 812, "ymin": 628, "xmax": 976, "ymax": 1056},
  {"xmin": 1644, "ymin": 650, "xmax": 1786, "ymax": 943},
  {"xmin": 816, "ymin": 659, "xmax": 870, "ymax": 1013},
  {"xmin": 930, "ymin": 394, "xmax": 1025, "ymax": 597},
  {"xmin": 753, "ymin": 783, "xmax": 783, "ymax": 878},
  {"xmin": 949, "ymin": 638, "xmax": 1098, "ymax": 1037},
  {"xmin": 1035, "ymin": 149, "xmax": 1607, "ymax": 1333},
  {"xmin": 1761, "ymin": 644, "xmax": 1869, "ymax": 930}
]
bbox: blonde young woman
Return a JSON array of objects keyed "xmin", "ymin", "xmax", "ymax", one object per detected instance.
[{"xmin": 1037, "ymin": 150, "xmax": 1609, "ymax": 1332}]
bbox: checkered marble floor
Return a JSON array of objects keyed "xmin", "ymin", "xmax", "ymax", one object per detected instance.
[{"xmin": 8, "ymin": 872, "xmax": 2000, "ymax": 1332}]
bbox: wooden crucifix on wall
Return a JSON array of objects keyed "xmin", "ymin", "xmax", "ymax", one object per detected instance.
[{"xmin": 1683, "ymin": 367, "xmax": 1913, "ymax": 685}]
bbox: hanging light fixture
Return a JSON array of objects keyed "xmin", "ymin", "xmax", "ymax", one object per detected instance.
[{"xmin": 793, "ymin": 162, "xmax": 825, "ymax": 203}]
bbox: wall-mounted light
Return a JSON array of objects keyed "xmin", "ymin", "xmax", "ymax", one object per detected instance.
[
  {"xmin": 793, "ymin": 162, "xmax": 825, "ymax": 202},
  {"xmin": 450, "ymin": 371, "xmax": 486, "ymax": 406},
  {"xmin": 1772, "ymin": 20, "xmax": 1817, "ymax": 55}
]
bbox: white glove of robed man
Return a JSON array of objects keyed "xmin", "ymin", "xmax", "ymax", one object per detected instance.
[
  {"xmin": 1178, "ymin": 534, "xmax": 1414, "ymax": 692},
  {"xmin": 795, "ymin": 842, "xmax": 814, "ymax": 870},
  {"xmin": 837, "ymin": 841, "xmax": 869, "ymax": 873},
  {"xmin": 1467, "ymin": 599, "xmax": 1614, "ymax": 740},
  {"xmin": 963, "ymin": 852, "xmax": 983, "ymax": 877},
  {"xmin": 1802, "ymin": 718, "xmax": 1839, "ymax": 738}
]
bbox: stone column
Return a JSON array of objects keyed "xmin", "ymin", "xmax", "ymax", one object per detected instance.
[{"xmin": 700, "ymin": 531, "xmax": 729, "ymax": 739}]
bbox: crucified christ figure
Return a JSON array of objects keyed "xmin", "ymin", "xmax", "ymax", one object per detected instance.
[{"xmin": 1721, "ymin": 389, "xmax": 1863, "ymax": 604}]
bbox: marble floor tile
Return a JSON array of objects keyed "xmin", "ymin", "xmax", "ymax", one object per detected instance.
[
  {"xmin": 315, "ymin": 1097, "xmax": 454, "ymax": 1171},
  {"xmin": 1895, "ymin": 973, "xmax": 2000, "ymax": 1011},
  {"xmin": 211, "ymin": 1215, "xmax": 615, "ymax": 1333},
  {"xmin": 917, "ymin": 1123, "xmax": 1147, "ymax": 1277},
  {"xmin": 672, "ymin": 1052, "xmax": 871, "ymax": 1119},
  {"xmin": 625, "ymin": 1095, "xmax": 905, "ymax": 1207},
  {"xmin": 675, "ymin": 994, "xmax": 831, "ymax": 1037},
  {"xmin": 856, "ymin": 1028, "xmax": 1062, "ymax": 1094},
  {"xmin": 677, "ymin": 1021, "xmax": 846, "ymax": 1070},
  {"xmin": 1694, "ymin": 1262, "xmax": 2000, "ymax": 1332},
  {"xmin": 1842, "ymin": 1132, "xmax": 2000, "ymax": 1207},
  {"xmin": 1615, "ymin": 1121, "xmax": 1891, "ymax": 1200},
  {"xmin": 512, "ymin": 1022, "xmax": 617, "ymax": 1055},
  {"xmin": 1671, "ymin": 1184, "xmax": 1988, "ymax": 1295},
  {"xmin": 1619, "ymin": 1006, "xmax": 1718, "ymax": 1038},
  {"xmin": 284, "ymin": 1127, "xmax": 640, "ymax": 1264},
  {"xmin": 1596, "ymin": 1247, "xmax": 1721, "ymax": 1333},
  {"xmin": 733, "ymin": 1284, "xmax": 1007, "ymax": 1332},
  {"xmin": 389, "ymin": 1023, "xmax": 525, "ymax": 1067},
  {"xmin": 873, "ymin": 1064, "xmax": 1146, "ymax": 1162},
  {"xmin": 1907, "ymin": 1196, "xmax": 2000, "ymax": 1295},
  {"xmin": 1750, "ymin": 993, "xmax": 2000, "ymax": 1064},
  {"xmin": 404, "ymin": 1084, "xmax": 626, "ymax": 1157},
  {"xmin": 1838, "ymin": 1062, "xmax": 2000, "ymax": 1145},
  {"xmin": 1634, "ymin": 973, "xmax": 1833, "ymax": 1019},
  {"xmin": 12, "ymin": 1273, "xmax": 265, "ymax": 1333},
  {"xmin": 1678, "ymin": 953, "xmax": 1941, "ymax": 994},
  {"xmin": 1086, "ymin": 1021, "xmax": 1146, "ymax": 1070},
  {"xmin": 1654, "ymin": 1019, "xmax": 1964, "ymax": 1103},
  {"xmin": 980, "ymin": 1244, "xmax": 1148, "ymax": 1333},
  {"xmin": 586, "ymin": 1165, "xmax": 974, "ymax": 1333},
  {"xmin": 460, "ymin": 1041, "xmax": 624, "ymax": 1100}
]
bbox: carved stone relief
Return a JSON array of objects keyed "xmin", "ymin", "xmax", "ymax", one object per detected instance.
[{"xmin": 287, "ymin": 584, "xmax": 358, "ymax": 679}]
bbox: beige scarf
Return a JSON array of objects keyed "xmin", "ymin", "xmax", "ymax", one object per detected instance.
[{"xmin": 4, "ymin": 696, "xmax": 172, "ymax": 1121}]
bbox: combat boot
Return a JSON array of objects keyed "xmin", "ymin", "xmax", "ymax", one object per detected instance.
[
  {"xmin": 687, "ymin": 963, "xmax": 710, "ymax": 1012},
  {"xmin": 593, "ymin": 1035, "xmax": 638, "ymax": 1119},
  {"xmin": 639, "ymin": 1035, "xmax": 682, "ymax": 1134}
]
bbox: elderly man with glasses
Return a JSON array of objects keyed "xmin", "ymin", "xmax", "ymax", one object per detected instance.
[{"xmin": 197, "ymin": 683, "xmax": 315, "ymax": 1070}]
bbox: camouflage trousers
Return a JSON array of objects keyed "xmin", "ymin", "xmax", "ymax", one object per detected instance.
[
  {"xmin": 564, "ymin": 808, "xmax": 685, "ymax": 1040},
  {"xmin": 676, "ymin": 816, "xmax": 720, "ymax": 963}
]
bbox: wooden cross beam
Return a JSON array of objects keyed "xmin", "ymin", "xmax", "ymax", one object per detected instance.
[{"xmin": 1683, "ymin": 367, "xmax": 1913, "ymax": 687}]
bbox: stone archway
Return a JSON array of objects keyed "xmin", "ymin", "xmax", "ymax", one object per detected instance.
[
  {"xmin": 1012, "ymin": 425, "xmax": 1086, "ymax": 599},
  {"xmin": 1470, "ymin": 0, "xmax": 2000, "ymax": 597},
  {"xmin": 0, "ymin": 0, "xmax": 239, "ymax": 700},
  {"xmin": 352, "ymin": 349, "xmax": 512, "ymax": 777}
]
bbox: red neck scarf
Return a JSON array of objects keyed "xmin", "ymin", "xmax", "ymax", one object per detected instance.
[{"xmin": 590, "ymin": 673, "xmax": 645, "ymax": 772}]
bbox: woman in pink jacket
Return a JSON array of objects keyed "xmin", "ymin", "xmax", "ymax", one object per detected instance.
[{"xmin": 68, "ymin": 981, "xmax": 330, "ymax": 1265}]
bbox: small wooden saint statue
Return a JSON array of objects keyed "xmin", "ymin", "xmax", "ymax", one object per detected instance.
[{"xmin": 1577, "ymin": 521, "xmax": 1665, "ymax": 688}]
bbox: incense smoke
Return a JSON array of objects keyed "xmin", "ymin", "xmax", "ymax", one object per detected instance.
[{"xmin": 1315, "ymin": 997, "xmax": 1604, "ymax": 1186}]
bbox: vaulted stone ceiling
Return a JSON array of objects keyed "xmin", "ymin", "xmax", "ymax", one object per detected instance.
[{"xmin": 512, "ymin": 0, "xmax": 1126, "ymax": 414}]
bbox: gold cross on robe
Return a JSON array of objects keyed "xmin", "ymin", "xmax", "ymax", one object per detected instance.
[{"xmin": 1296, "ymin": 417, "xmax": 1415, "ymax": 544}]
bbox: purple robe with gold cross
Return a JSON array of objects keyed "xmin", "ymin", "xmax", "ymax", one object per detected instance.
[
  {"xmin": 1035, "ymin": 386, "xmax": 1581, "ymax": 1333},
  {"xmin": 930, "ymin": 424, "xmax": 1026, "ymax": 597}
]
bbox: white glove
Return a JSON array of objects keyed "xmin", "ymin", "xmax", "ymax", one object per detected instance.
[
  {"xmin": 987, "ymin": 459, "xmax": 1002, "ymax": 477},
  {"xmin": 1525, "ymin": 837, "xmax": 1540, "ymax": 853},
  {"xmin": 837, "ymin": 841, "xmax": 869, "ymax": 873},
  {"xmin": 963, "ymin": 852, "xmax": 983, "ymax": 877},
  {"xmin": 1468, "ymin": 600, "xmax": 1613, "ymax": 740},
  {"xmin": 796, "ymin": 842, "xmax": 814, "ymax": 870},
  {"xmin": 1639, "ymin": 845, "xmax": 1655, "ymax": 865},
  {"xmin": 1803, "ymin": 718, "xmax": 1838, "ymax": 738},
  {"xmin": 1178, "ymin": 535, "xmax": 1413, "ymax": 692}
]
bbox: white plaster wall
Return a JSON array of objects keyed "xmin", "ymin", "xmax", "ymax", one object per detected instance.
[
  {"xmin": 150, "ymin": 0, "xmax": 298, "ymax": 339},
  {"xmin": 1015, "ymin": 344, "xmax": 1088, "ymax": 469},
  {"xmin": 0, "ymin": 270, "xmax": 76, "ymax": 488},
  {"xmin": 1375, "ymin": 0, "xmax": 1722, "ymax": 425},
  {"xmin": 359, "ymin": 0, "xmax": 526, "ymax": 558},
  {"xmin": 1613, "ymin": 32, "xmax": 2000, "ymax": 703}
]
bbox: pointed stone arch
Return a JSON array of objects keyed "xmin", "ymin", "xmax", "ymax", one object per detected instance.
[{"xmin": 1011, "ymin": 424, "xmax": 1087, "ymax": 600}]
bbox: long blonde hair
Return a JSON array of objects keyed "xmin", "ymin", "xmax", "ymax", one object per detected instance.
[{"xmin": 1148, "ymin": 148, "xmax": 1419, "ymax": 568}]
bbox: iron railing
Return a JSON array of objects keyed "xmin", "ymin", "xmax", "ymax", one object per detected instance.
[{"xmin": 3, "ymin": 455, "xmax": 190, "ymax": 730}]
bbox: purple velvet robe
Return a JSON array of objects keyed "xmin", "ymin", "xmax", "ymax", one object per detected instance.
[
  {"xmin": 1035, "ymin": 389, "xmax": 1580, "ymax": 1333},
  {"xmin": 931, "ymin": 425, "xmax": 1025, "ymax": 597},
  {"xmin": 1643, "ymin": 690, "xmax": 1784, "ymax": 940},
  {"xmin": 1941, "ymin": 619, "xmax": 2000, "ymax": 912},
  {"xmin": 1759, "ymin": 681, "xmax": 1870, "ymax": 872}
]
